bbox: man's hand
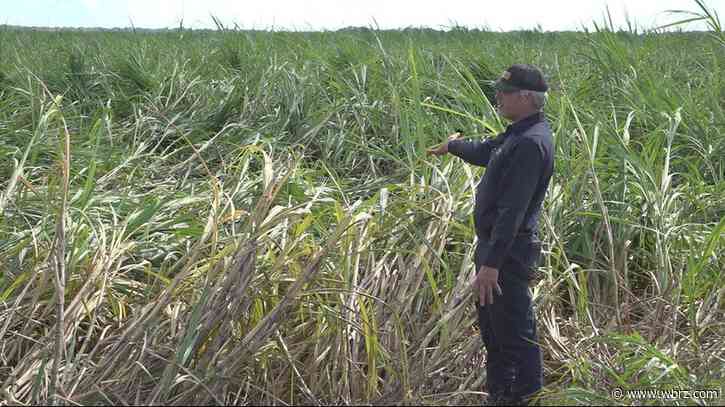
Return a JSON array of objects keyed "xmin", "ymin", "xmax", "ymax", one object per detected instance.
[
  {"xmin": 472, "ymin": 265, "xmax": 502, "ymax": 305},
  {"xmin": 426, "ymin": 132, "xmax": 462, "ymax": 156}
]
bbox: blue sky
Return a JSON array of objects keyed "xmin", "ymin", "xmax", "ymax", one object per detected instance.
[{"xmin": 3, "ymin": 0, "xmax": 723, "ymax": 31}]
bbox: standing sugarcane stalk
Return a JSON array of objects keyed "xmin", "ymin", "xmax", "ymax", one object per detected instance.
[{"xmin": 48, "ymin": 93, "xmax": 71, "ymax": 406}]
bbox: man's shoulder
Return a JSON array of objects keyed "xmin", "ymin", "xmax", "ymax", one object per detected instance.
[
  {"xmin": 510, "ymin": 122, "xmax": 552, "ymax": 163},
  {"xmin": 522, "ymin": 120, "xmax": 552, "ymax": 137},
  {"xmin": 519, "ymin": 121, "xmax": 553, "ymax": 149}
]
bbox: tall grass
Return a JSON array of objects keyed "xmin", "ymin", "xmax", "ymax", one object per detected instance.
[{"xmin": 1, "ymin": 3, "xmax": 724, "ymax": 405}]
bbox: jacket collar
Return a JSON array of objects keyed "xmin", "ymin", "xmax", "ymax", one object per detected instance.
[{"xmin": 504, "ymin": 111, "xmax": 544, "ymax": 136}]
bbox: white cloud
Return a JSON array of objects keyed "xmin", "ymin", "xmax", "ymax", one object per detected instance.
[
  {"xmin": 82, "ymin": 0, "xmax": 98, "ymax": 10},
  {"xmin": 120, "ymin": 0, "xmax": 721, "ymax": 30},
  {"xmin": 127, "ymin": 0, "xmax": 184, "ymax": 28}
]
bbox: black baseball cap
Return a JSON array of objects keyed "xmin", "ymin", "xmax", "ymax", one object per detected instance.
[{"xmin": 494, "ymin": 64, "xmax": 548, "ymax": 93}]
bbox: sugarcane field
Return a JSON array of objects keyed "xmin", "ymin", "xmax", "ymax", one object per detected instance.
[{"xmin": 0, "ymin": 0, "xmax": 724, "ymax": 405}]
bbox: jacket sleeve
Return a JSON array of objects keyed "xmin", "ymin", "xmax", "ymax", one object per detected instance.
[
  {"xmin": 481, "ymin": 138, "xmax": 543, "ymax": 269},
  {"xmin": 447, "ymin": 137, "xmax": 501, "ymax": 167}
]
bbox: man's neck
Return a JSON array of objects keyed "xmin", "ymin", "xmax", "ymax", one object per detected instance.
[{"xmin": 511, "ymin": 110, "xmax": 541, "ymax": 123}]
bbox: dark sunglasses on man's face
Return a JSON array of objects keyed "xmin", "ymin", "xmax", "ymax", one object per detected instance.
[{"xmin": 496, "ymin": 88, "xmax": 521, "ymax": 96}]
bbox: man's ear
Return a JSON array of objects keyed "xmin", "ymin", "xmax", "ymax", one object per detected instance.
[{"xmin": 521, "ymin": 92, "xmax": 535, "ymax": 108}]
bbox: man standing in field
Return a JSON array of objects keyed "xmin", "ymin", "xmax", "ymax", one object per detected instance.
[{"xmin": 428, "ymin": 64, "xmax": 553, "ymax": 406}]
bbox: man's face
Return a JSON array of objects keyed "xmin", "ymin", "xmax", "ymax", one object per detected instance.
[{"xmin": 495, "ymin": 89, "xmax": 527, "ymax": 121}]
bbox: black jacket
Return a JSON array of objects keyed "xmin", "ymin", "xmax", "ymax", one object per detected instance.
[{"xmin": 448, "ymin": 112, "xmax": 554, "ymax": 270}]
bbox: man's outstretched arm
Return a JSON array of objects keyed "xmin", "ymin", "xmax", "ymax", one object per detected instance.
[{"xmin": 427, "ymin": 132, "xmax": 502, "ymax": 167}]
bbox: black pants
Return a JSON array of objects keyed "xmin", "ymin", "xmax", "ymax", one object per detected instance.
[{"xmin": 475, "ymin": 240, "xmax": 543, "ymax": 403}]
